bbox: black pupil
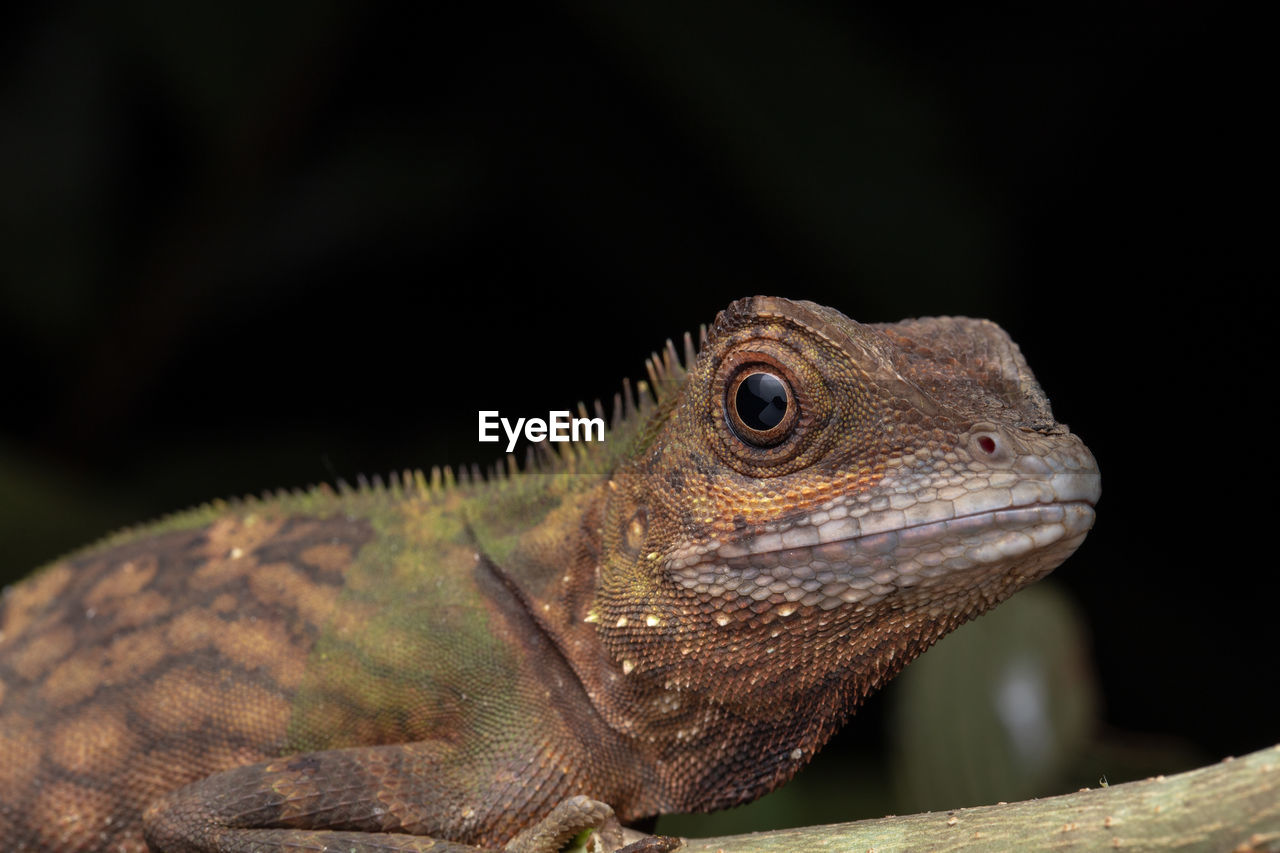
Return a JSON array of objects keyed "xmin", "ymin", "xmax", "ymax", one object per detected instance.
[{"xmin": 736, "ymin": 372, "xmax": 788, "ymax": 431}]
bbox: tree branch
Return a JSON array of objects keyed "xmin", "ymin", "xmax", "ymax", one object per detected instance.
[{"xmin": 663, "ymin": 743, "xmax": 1280, "ymax": 852}]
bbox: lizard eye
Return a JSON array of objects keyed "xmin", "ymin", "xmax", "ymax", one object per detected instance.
[
  {"xmin": 727, "ymin": 367, "xmax": 797, "ymax": 447},
  {"xmin": 709, "ymin": 341, "xmax": 834, "ymax": 475}
]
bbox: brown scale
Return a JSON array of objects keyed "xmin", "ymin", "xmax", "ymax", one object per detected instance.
[{"xmin": 0, "ymin": 512, "xmax": 368, "ymax": 851}]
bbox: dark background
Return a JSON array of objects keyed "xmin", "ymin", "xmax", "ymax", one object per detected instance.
[{"xmin": 1, "ymin": 2, "xmax": 1271, "ymax": 837}]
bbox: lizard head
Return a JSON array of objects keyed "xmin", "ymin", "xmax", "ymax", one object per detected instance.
[{"xmin": 594, "ymin": 295, "xmax": 1100, "ymax": 713}]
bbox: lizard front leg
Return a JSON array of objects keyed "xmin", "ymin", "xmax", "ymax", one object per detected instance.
[{"xmin": 141, "ymin": 743, "xmax": 621, "ymax": 853}]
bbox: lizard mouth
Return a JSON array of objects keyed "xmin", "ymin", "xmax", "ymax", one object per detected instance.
[{"xmin": 670, "ymin": 473, "xmax": 1099, "ymax": 612}]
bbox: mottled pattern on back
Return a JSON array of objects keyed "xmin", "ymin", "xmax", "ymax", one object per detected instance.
[{"xmin": 0, "ymin": 507, "xmax": 367, "ymax": 850}]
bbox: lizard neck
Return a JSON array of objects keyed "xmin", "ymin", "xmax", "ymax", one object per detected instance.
[
  {"xmin": 474, "ymin": 471, "xmax": 886, "ymax": 816},
  {"xmin": 465, "ymin": 459, "xmax": 1077, "ymax": 818}
]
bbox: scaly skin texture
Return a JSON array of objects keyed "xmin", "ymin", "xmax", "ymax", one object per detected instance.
[{"xmin": 0, "ymin": 297, "xmax": 1100, "ymax": 852}]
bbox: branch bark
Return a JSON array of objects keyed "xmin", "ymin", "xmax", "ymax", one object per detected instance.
[{"xmin": 659, "ymin": 743, "xmax": 1280, "ymax": 852}]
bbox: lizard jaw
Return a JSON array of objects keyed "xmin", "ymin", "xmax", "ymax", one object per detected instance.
[
  {"xmin": 671, "ymin": 501, "xmax": 1095, "ymax": 613},
  {"xmin": 668, "ymin": 456, "xmax": 1100, "ymax": 614}
]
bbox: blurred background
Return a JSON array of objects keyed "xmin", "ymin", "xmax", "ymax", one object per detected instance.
[{"xmin": 1, "ymin": 2, "xmax": 1271, "ymax": 838}]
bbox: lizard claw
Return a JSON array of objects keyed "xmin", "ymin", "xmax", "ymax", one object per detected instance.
[
  {"xmin": 614, "ymin": 836, "xmax": 683, "ymax": 852},
  {"xmin": 503, "ymin": 795, "xmax": 622, "ymax": 853}
]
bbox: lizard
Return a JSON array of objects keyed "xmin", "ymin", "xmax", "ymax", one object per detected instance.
[{"xmin": 0, "ymin": 296, "xmax": 1101, "ymax": 852}]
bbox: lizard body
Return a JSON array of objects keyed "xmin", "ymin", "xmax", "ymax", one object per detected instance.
[{"xmin": 0, "ymin": 297, "xmax": 1100, "ymax": 851}]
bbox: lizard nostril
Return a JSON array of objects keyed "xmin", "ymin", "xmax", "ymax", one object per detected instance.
[{"xmin": 969, "ymin": 429, "xmax": 1013, "ymax": 464}]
